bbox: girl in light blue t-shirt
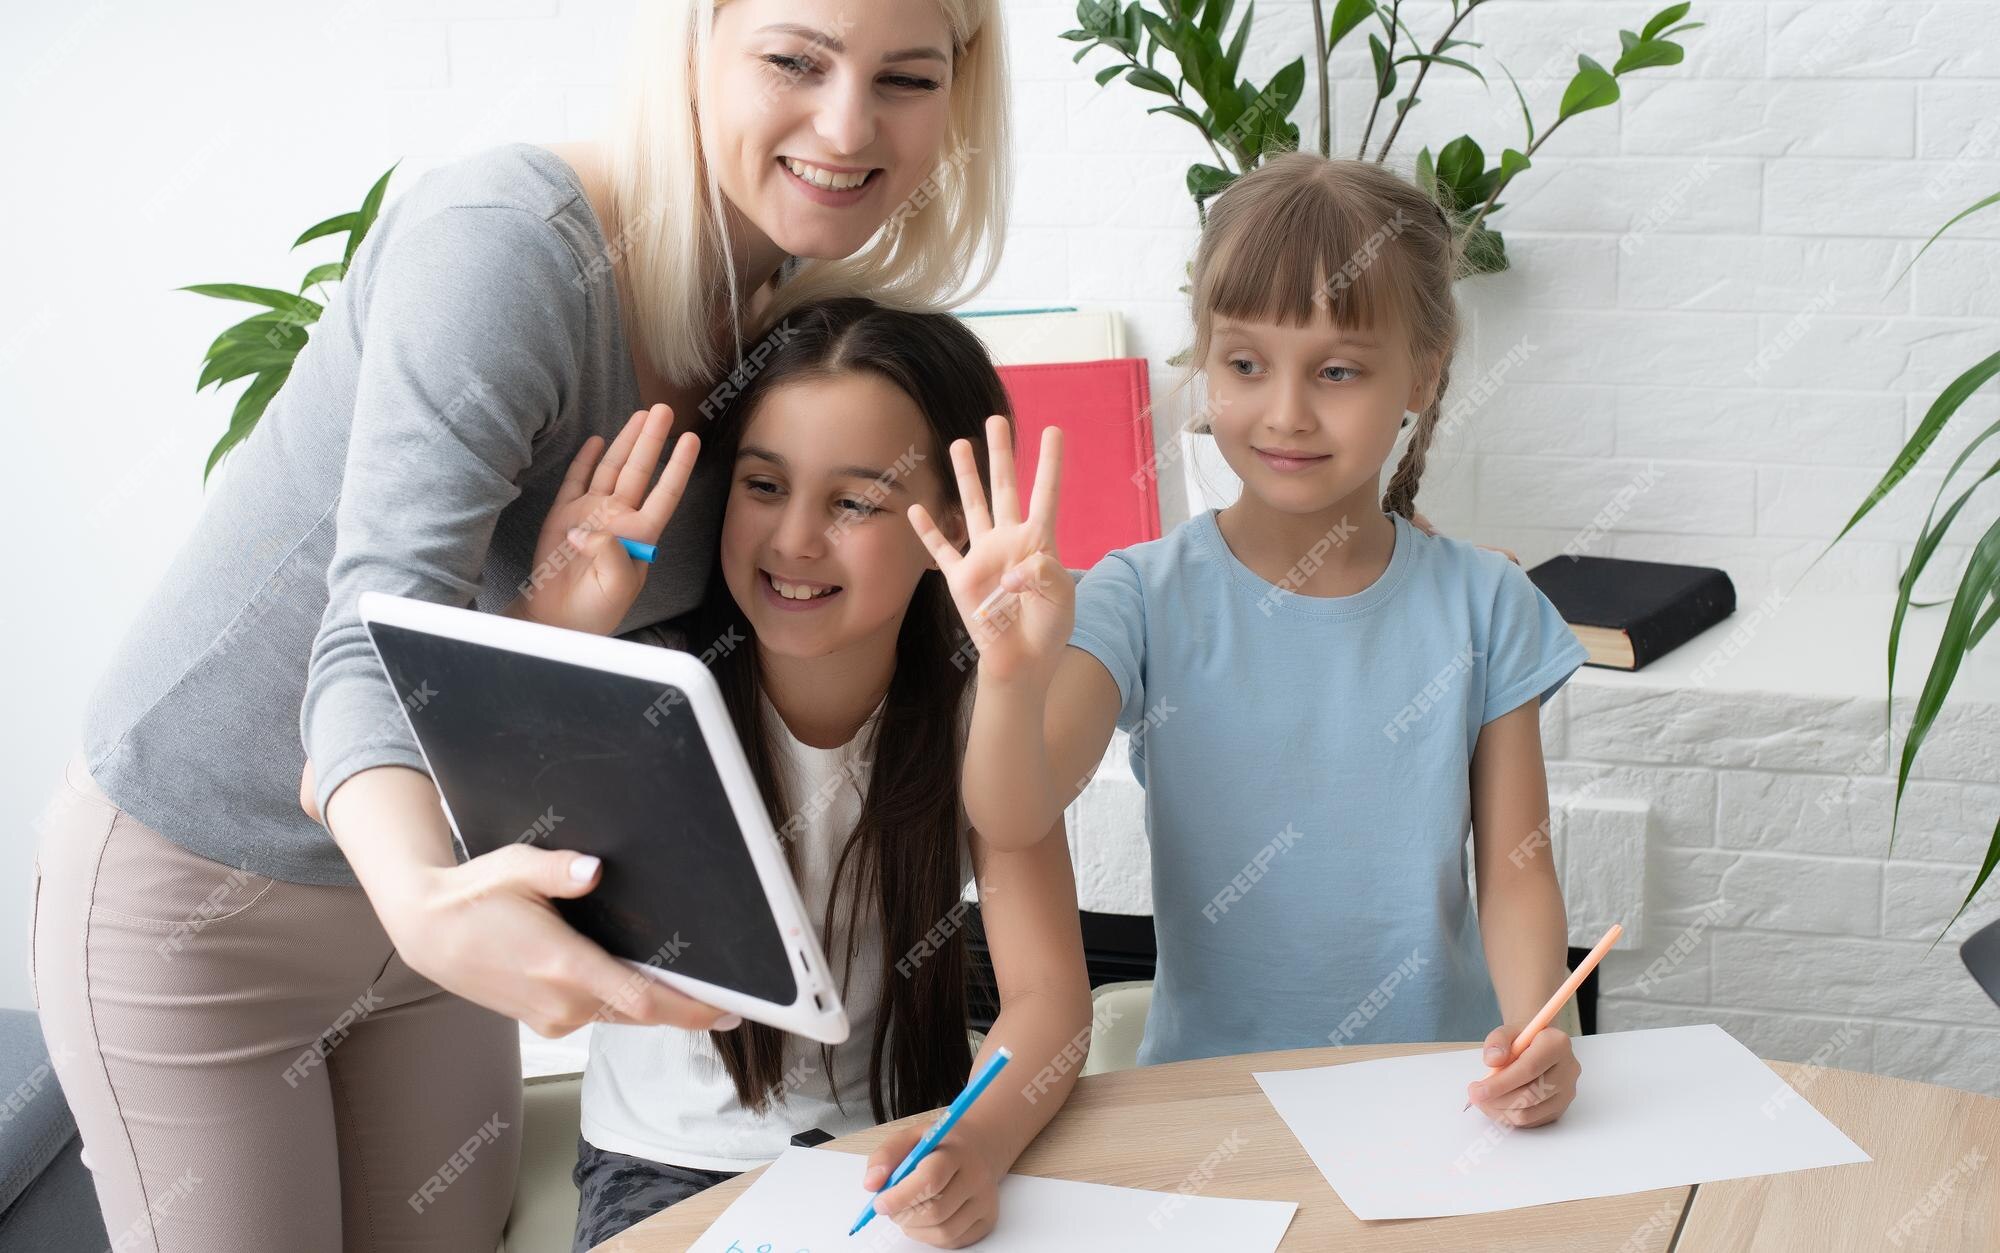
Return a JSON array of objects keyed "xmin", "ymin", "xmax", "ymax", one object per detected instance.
[{"xmin": 907, "ymin": 152, "xmax": 1590, "ymax": 1130}]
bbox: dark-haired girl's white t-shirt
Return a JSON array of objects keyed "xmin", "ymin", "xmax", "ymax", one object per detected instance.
[{"xmin": 580, "ymin": 692, "xmax": 972, "ymax": 1172}]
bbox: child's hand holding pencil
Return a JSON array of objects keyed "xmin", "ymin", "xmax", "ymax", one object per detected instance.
[{"xmin": 1464, "ymin": 923, "xmax": 1620, "ymax": 1125}]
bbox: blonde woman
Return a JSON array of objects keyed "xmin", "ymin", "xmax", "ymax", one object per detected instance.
[{"xmin": 31, "ymin": 2, "xmax": 1009, "ymax": 1250}]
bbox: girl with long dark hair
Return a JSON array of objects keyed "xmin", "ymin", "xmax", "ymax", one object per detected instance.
[{"xmin": 491, "ymin": 296, "xmax": 1091, "ymax": 1249}]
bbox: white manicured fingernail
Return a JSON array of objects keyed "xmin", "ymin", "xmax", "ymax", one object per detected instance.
[{"xmin": 569, "ymin": 855, "xmax": 600, "ymax": 882}]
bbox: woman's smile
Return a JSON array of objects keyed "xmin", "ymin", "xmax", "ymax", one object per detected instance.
[{"xmin": 779, "ymin": 156, "xmax": 884, "ymax": 206}]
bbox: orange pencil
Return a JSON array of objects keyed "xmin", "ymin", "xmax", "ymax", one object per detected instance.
[{"xmin": 1464, "ymin": 922, "xmax": 1623, "ymax": 1111}]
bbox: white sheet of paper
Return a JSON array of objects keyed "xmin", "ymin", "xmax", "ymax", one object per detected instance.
[
  {"xmin": 683, "ymin": 1146, "xmax": 1297, "ymax": 1252},
  {"xmin": 1253, "ymin": 1023, "xmax": 1871, "ymax": 1220}
]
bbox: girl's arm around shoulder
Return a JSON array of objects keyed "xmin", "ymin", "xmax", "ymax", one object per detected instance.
[
  {"xmin": 861, "ymin": 816, "xmax": 1093, "ymax": 1247},
  {"xmin": 1467, "ymin": 699, "xmax": 1581, "ymax": 1128}
]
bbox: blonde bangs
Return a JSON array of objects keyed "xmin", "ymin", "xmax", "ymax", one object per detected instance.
[{"xmin": 1190, "ymin": 154, "xmax": 1445, "ymax": 375}]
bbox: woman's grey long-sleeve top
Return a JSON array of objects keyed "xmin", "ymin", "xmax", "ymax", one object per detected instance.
[{"xmin": 80, "ymin": 143, "xmax": 728, "ymax": 885}]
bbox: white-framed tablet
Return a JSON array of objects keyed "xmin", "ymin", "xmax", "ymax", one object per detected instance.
[{"xmin": 357, "ymin": 591, "xmax": 850, "ymax": 1045}]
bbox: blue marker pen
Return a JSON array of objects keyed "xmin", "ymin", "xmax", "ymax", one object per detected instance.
[
  {"xmin": 849, "ymin": 1047, "xmax": 1012, "ymax": 1235},
  {"xmin": 617, "ymin": 537, "xmax": 656, "ymax": 563}
]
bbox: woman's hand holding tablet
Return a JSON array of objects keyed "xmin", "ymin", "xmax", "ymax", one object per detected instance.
[
  {"xmin": 347, "ymin": 593, "xmax": 850, "ymax": 1044},
  {"xmin": 304, "ymin": 417, "xmax": 847, "ymax": 1043}
]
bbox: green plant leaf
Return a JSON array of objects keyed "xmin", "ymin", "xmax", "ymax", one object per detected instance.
[
  {"xmin": 1943, "ymin": 811, "xmax": 2000, "ymax": 935},
  {"xmin": 1499, "ymin": 147, "xmax": 1532, "ymax": 180},
  {"xmin": 1147, "ymin": 102, "xmax": 1210, "ymax": 129},
  {"xmin": 1619, "ymin": 30, "xmax": 1639, "ymax": 54},
  {"xmin": 1125, "ymin": 65, "xmax": 1177, "ymax": 95},
  {"xmin": 1265, "ymin": 56, "xmax": 1305, "ymax": 121},
  {"xmin": 1187, "ymin": 162, "xmax": 1236, "ymax": 200},
  {"xmin": 1328, "ymin": 0, "xmax": 1374, "ymax": 52},
  {"xmin": 1209, "ymin": 76, "xmax": 1247, "ymax": 140},
  {"xmin": 1559, "ymin": 54, "xmax": 1620, "ymax": 121},
  {"xmin": 1095, "ymin": 62, "xmax": 1125, "ymax": 86},
  {"xmin": 292, "ymin": 212, "xmax": 357, "ymax": 250},
  {"xmin": 203, "ymin": 367, "xmax": 290, "ymax": 483},
  {"xmin": 1499, "ymin": 63, "xmax": 1537, "ymax": 149},
  {"xmin": 1614, "ymin": 39, "xmax": 1684, "ymax": 75},
  {"xmin": 1368, "ymin": 33, "xmax": 1397, "ymax": 99},
  {"xmin": 197, "ymin": 341, "xmax": 302, "ymax": 392},
  {"xmin": 299, "ymin": 261, "xmax": 346, "ymax": 292},
  {"xmin": 1832, "ymin": 349, "xmax": 2000, "ymax": 547},
  {"xmin": 1223, "ymin": 0, "xmax": 1253, "ymax": 80},
  {"xmin": 1642, "ymin": 1, "xmax": 1693, "ymax": 42},
  {"xmin": 1971, "ymin": 590, "xmax": 2000, "ymax": 649},
  {"xmin": 1198, "ymin": 0, "xmax": 1235, "ymax": 38},
  {"xmin": 1880, "ymin": 413, "xmax": 2000, "ymax": 761},
  {"xmin": 1896, "ymin": 190, "xmax": 2000, "ymax": 288},
  {"xmin": 345, "ymin": 163, "xmax": 399, "ymax": 268},
  {"xmin": 179, "ymin": 283, "xmax": 322, "ymax": 318},
  {"xmin": 1885, "ymin": 459, "xmax": 2000, "ymax": 788},
  {"xmin": 205, "ymin": 312, "xmax": 307, "ymax": 360},
  {"xmin": 1436, "ymin": 135, "xmax": 1486, "ymax": 201},
  {"xmin": 197, "ymin": 339, "xmax": 301, "ymax": 394},
  {"xmin": 1660, "ymin": 21, "xmax": 1704, "ymax": 38},
  {"xmin": 1894, "ymin": 514, "xmax": 2000, "ymax": 855},
  {"xmin": 1186, "ymin": 25, "xmax": 1232, "ymax": 108},
  {"xmin": 1397, "ymin": 52, "xmax": 1486, "ymax": 86}
]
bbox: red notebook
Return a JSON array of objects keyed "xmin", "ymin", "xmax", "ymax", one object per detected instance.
[{"xmin": 996, "ymin": 359, "xmax": 1160, "ymax": 570}]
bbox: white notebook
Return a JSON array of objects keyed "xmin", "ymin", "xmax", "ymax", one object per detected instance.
[
  {"xmin": 1254, "ymin": 1023, "xmax": 1871, "ymax": 1220},
  {"xmin": 957, "ymin": 308, "xmax": 1126, "ymax": 365}
]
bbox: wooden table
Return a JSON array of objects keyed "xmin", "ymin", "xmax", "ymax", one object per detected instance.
[{"xmin": 604, "ymin": 1042, "xmax": 2000, "ymax": 1252}]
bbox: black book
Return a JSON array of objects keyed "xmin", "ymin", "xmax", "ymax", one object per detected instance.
[{"xmin": 1526, "ymin": 555, "xmax": 1736, "ymax": 671}]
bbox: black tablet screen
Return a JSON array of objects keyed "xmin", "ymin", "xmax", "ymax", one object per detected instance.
[{"xmin": 367, "ymin": 622, "xmax": 798, "ymax": 1006}]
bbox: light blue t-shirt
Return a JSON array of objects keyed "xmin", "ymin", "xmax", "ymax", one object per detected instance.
[{"xmin": 1069, "ymin": 509, "xmax": 1588, "ymax": 1066}]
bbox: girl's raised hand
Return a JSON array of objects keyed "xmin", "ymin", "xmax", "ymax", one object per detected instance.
[
  {"xmin": 510, "ymin": 404, "xmax": 700, "ymax": 636},
  {"xmin": 907, "ymin": 416, "xmax": 1070, "ymax": 689}
]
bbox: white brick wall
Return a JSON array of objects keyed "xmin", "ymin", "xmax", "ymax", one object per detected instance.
[
  {"xmin": 3, "ymin": 4, "xmax": 1995, "ymax": 1099},
  {"xmin": 1033, "ymin": 0, "xmax": 2000, "ymax": 608}
]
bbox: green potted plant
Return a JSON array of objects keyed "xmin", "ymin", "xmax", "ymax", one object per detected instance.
[
  {"xmin": 182, "ymin": 165, "xmax": 396, "ymax": 480},
  {"xmin": 1061, "ymin": 0, "xmax": 1702, "ymax": 273},
  {"xmin": 1832, "ymin": 186, "xmax": 2000, "ymax": 931}
]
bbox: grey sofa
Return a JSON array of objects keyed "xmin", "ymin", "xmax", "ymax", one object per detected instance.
[{"xmin": 0, "ymin": 1009, "xmax": 106, "ymax": 1251}]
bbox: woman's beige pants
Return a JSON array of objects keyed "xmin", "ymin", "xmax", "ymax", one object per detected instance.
[{"xmin": 31, "ymin": 757, "xmax": 522, "ymax": 1252}]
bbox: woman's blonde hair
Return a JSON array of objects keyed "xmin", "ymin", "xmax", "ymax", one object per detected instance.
[
  {"xmin": 606, "ymin": 0, "xmax": 1010, "ymax": 387},
  {"xmin": 1186, "ymin": 152, "xmax": 1461, "ymax": 519}
]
